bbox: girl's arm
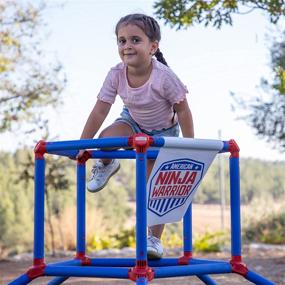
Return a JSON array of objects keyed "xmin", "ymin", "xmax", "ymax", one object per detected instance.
[
  {"xmin": 76, "ymin": 100, "xmax": 111, "ymax": 159},
  {"xmin": 80, "ymin": 99, "xmax": 111, "ymax": 139},
  {"xmin": 174, "ymin": 98, "xmax": 194, "ymax": 138}
]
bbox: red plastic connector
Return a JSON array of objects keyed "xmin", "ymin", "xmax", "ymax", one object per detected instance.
[
  {"xmin": 34, "ymin": 140, "xmax": 46, "ymax": 159},
  {"xmin": 128, "ymin": 133, "xmax": 153, "ymax": 153},
  {"xmin": 26, "ymin": 258, "xmax": 46, "ymax": 280},
  {"xmin": 75, "ymin": 252, "xmax": 92, "ymax": 266},
  {"xmin": 230, "ymin": 256, "xmax": 248, "ymax": 276},
  {"xmin": 228, "ymin": 139, "xmax": 240, "ymax": 158},
  {"xmin": 178, "ymin": 251, "xmax": 192, "ymax": 265},
  {"xmin": 77, "ymin": 150, "xmax": 92, "ymax": 165},
  {"xmin": 128, "ymin": 260, "xmax": 154, "ymax": 282}
]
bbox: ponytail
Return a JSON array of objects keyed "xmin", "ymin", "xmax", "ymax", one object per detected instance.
[{"xmin": 155, "ymin": 48, "xmax": 168, "ymax": 67}]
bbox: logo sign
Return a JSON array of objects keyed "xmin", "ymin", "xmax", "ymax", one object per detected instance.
[
  {"xmin": 148, "ymin": 158, "xmax": 204, "ymax": 217},
  {"xmin": 147, "ymin": 146, "xmax": 220, "ymax": 226}
]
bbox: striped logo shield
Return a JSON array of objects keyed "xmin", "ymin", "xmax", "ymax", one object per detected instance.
[{"xmin": 148, "ymin": 158, "xmax": 204, "ymax": 217}]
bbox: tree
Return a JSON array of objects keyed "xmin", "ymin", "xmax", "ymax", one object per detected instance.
[
  {"xmin": 0, "ymin": 0, "xmax": 65, "ymax": 133},
  {"xmin": 232, "ymin": 32, "xmax": 285, "ymax": 150},
  {"xmin": 153, "ymin": 0, "xmax": 285, "ymax": 29},
  {"xmin": 154, "ymin": 0, "xmax": 285, "ymax": 150}
]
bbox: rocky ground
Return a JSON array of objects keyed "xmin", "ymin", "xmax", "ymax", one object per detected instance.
[{"xmin": 1, "ymin": 244, "xmax": 285, "ymax": 285}]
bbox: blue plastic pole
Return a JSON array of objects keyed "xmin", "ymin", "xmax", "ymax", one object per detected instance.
[
  {"xmin": 246, "ymin": 270, "xmax": 276, "ymax": 285},
  {"xmin": 45, "ymin": 137, "xmax": 130, "ymax": 152},
  {"xmin": 183, "ymin": 203, "xmax": 192, "ymax": 253},
  {"xmin": 197, "ymin": 274, "xmax": 219, "ymax": 285},
  {"xmin": 44, "ymin": 265, "xmax": 129, "ymax": 278},
  {"xmin": 7, "ymin": 274, "xmax": 30, "ymax": 285},
  {"xmin": 135, "ymin": 151, "xmax": 148, "ymax": 261},
  {"xmin": 154, "ymin": 263, "xmax": 232, "ymax": 278},
  {"xmin": 91, "ymin": 149, "xmax": 158, "ymax": 160},
  {"xmin": 47, "ymin": 277, "xmax": 69, "ymax": 285},
  {"xmin": 34, "ymin": 157, "xmax": 45, "ymax": 261},
  {"xmin": 229, "ymin": 156, "xmax": 242, "ymax": 257},
  {"xmin": 136, "ymin": 277, "xmax": 148, "ymax": 284},
  {"xmin": 76, "ymin": 162, "xmax": 86, "ymax": 254}
]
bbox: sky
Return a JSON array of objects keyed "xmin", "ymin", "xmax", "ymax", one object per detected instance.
[{"xmin": 1, "ymin": 0, "xmax": 285, "ymax": 161}]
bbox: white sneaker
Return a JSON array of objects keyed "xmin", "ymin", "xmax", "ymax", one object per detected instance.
[
  {"xmin": 87, "ymin": 159, "xmax": 120, "ymax": 193},
  {"xmin": 147, "ymin": 236, "xmax": 163, "ymax": 259}
]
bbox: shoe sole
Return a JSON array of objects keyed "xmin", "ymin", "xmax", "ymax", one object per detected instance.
[
  {"xmin": 87, "ymin": 163, "xmax": 120, "ymax": 193},
  {"xmin": 147, "ymin": 250, "xmax": 163, "ymax": 260}
]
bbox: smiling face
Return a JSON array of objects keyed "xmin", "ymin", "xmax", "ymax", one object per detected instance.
[{"xmin": 117, "ymin": 24, "xmax": 158, "ymax": 69}]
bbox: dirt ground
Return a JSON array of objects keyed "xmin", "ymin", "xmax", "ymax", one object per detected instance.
[
  {"xmin": 2, "ymin": 246, "xmax": 285, "ymax": 285},
  {"xmin": 2, "ymin": 205, "xmax": 284, "ymax": 284}
]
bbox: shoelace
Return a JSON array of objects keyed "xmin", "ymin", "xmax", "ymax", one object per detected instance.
[
  {"xmin": 89, "ymin": 160, "xmax": 112, "ymax": 181},
  {"xmin": 148, "ymin": 236, "xmax": 161, "ymax": 248}
]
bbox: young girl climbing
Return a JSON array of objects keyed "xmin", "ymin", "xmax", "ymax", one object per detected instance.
[{"xmin": 77, "ymin": 13, "xmax": 194, "ymax": 259}]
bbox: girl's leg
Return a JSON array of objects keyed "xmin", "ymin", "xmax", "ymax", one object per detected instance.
[
  {"xmin": 147, "ymin": 160, "xmax": 165, "ymax": 238},
  {"xmin": 98, "ymin": 121, "xmax": 134, "ymax": 164},
  {"xmin": 87, "ymin": 121, "xmax": 134, "ymax": 192}
]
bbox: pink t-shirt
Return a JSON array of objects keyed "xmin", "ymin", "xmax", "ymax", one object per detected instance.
[{"xmin": 97, "ymin": 59, "xmax": 188, "ymax": 131}]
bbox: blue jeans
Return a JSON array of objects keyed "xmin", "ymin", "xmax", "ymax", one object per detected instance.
[{"xmin": 115, "ymin": 107, "xmax": 180, "ymax": 137}]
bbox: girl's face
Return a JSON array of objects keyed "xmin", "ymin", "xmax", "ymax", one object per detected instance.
[{"xmin": 117, "ymin": 24, "xmax": 158, "ymax": 68}]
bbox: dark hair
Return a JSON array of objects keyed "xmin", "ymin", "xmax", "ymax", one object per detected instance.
[{"xmin": 115, "ymin": 13, "xmax": 168, "ymax": 66}]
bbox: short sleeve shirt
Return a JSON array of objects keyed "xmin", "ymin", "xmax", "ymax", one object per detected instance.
[{"xmin": 97, "ymin": 59, "xmax": 188, "ymax": 131}]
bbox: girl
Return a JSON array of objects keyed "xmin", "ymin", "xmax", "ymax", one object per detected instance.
[{"xmin": 77, "ymin": 13, "xmax": 194, "ymax": 259}]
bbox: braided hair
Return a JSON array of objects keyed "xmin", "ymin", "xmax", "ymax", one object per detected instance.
[{"xmin": 115, "ymin": 14, "xmax": 168, "ymax": 67}]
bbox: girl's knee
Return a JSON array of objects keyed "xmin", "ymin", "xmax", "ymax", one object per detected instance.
[{"xmin": 99, "ymin": 122, "xmax": 134, "ymax": 138}]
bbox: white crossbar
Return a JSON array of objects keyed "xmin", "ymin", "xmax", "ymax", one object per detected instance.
[{"xmin": 163, "ymin": 137, "xmax": 224, "ymax": 151}]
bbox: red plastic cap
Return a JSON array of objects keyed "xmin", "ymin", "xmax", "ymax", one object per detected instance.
[
  {"xmin": 75, "ymin": 252, "xmax": 92, "ymax": 266},
  {"xmin": 178, "ymin": 251, "xmax": 192, "ymax": 265},
  {"xmin": 77, "ymin": 150, "xmax": 92, "ymax": 165},
  {"xmin": 128, "ymin": 133, "xmax": 153, "ymax": 153},
  {"xmin": 128, "ymin": 260, "xmax": 154, "ymax": 281},
  {"xmin": 229, "ymin": 139, "xmax": 240, "ymax": 158},
  {"xmin": 26, "ymin": 258, "xmax": 46, "ymax": 280},
  {"xmin": 230, "ymin": 256, "xmax": 248, "ymax": 276},
  {"xmin": 34, "ymin": 140, "xmax": 46, "ymax": 159}
]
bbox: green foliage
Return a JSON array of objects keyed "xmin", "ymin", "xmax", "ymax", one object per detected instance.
[
  {"xmin": 193, "ymin": 231, "xmax": 227, "ymax": 252},
  {"xmin": 154, "ymin": 0, "xmax": 285, "ymax": 30},
  {"xmin": 244, "ymin": 206, "xmax": 285, "ymax": 244},
  {"xmin": 87, "ymin": 228, "xmax": 135, "ymax": 251},
  {"xmin": 245, "ymin": 32, "xmax": 285, "ymax": 151},
  {"xmin": 111, "ymin": 228, "xmax": 136, "ymax": 248},
  {"xmin": 195, "ymin": 157, "xmax": 285, "ymax": 205},
  {"xmin": 0, "ymin": 0, "xmax": 66, "ymax": 133},
  {"xmin": 154, "ymin": 0, "xmax": 285, "ymax": 150}
]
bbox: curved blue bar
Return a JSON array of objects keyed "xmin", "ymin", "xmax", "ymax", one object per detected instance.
[
  {"xmin": 246, "ymin": 270, "xmax": 276, "ymax": 285},
  {"xmin": 7, "ymin": 274, "xmax": 30, "ymax": 285},
  {"xmin": 47, "ymin": 276, "xmax": 69, "ymax": 285},
  {"xmin": 44, "ymin": 265, "xmax": 129, "ymax": 278},
  {"xmin": 154, "ymin": 263, "xmax": 232, "ymax": 278}
]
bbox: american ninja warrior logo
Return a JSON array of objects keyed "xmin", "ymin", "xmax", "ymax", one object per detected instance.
[{"xmin": 148, "ymin": 158, "xmax": 204, "ymax": 217}]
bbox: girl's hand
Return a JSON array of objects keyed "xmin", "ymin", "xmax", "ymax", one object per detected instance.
[{"xmin": 76, "ymin": 150, "xmax": 85, "ymax": 159}]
